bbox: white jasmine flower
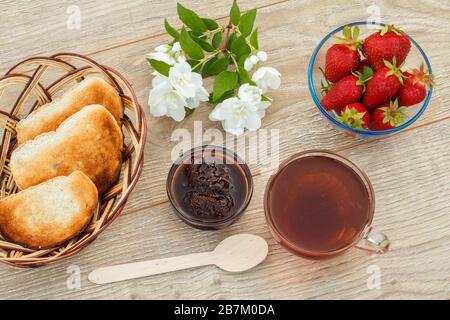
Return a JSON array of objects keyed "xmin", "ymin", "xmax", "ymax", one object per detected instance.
[
  {"xmin": 155, "ymin": 44, "xmax": 171, "ymax": 53},
  {"xmin": 244, "ymin": 58, "xmax": 254, "ymax": 71},
  {"xmin": 149, "ymin": 74, "xmax": 186, "ymax": 121},
  {"xmin": 249, "ymin": 55, "xmax": 259, "ymax": 64},
  {"xmin": 257, "ymin": 51, "xmax": 268, "ymax": 62},
  {"xmin": 146, "ymin": 51, "xmax": 176, "ymax": 66},
  {"xmin": 239, "ymin": 84, "xmax": 271, "ymax": 118},
  {"xmin": 243, "ymin": 51, "xmax": 269, "ymax": 72},
  {"xmin": 186, "ymin": 86, "xmax": 209, "ymax": 109},
  {"xmin": 252, "ymin": 67, "xmax": 281, "ymax": 93},
  {"xmin": 209, "ymin": 98, "xmax": 254, "ymax": 136},
  {"xmin": 170, "ymin": 42, "xmax": 185, "ymax": 62},
  {"xmin": 244, "ymin": 54, "xmax": 259, "ymax": 72},
  {"xmin": 238, "ymin": 83, "xmax": 262, "ymax": 102},
  {"xmin": 146, "ymin": 42, "xmax": 185, "ymax": 66},
  {"xmin": 209, "ymin": 84, "xmax": 271, "ymax": 136},
  {"xmin": 169, "ymin": 60, "xmax": 206, "ymax": 99},
  {"xmin": 148, "ymin": 58, "xmax": 209, "ymax": 122},
  {"xmin": 172, "ymin": 42, "xmax": 181, "ymax": 52}
]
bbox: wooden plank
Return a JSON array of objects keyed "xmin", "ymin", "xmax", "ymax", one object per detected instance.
[
  {"xmin": 1, "ymin": 0, "xmax": 450, "ymax": 300},
  {"xmin": 0, "ymin": 118, "xmax": 448, "ymax": 299},
  {"xmin": 80, "ymin": 0, "xmax": 450, "ymax": 212},
  {"xmin": 0, "ymin": 0, "xmax": 284, "ymax": 74}
]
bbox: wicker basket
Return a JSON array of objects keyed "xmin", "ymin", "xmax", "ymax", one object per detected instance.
[{"xmin": 0, "ymin": 53, "xmax": 147, "ymax": 268}]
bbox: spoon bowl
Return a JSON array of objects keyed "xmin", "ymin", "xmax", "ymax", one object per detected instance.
[{"xmin": 213, "ymin": 234, "xmax": 269, "ymax": 272}]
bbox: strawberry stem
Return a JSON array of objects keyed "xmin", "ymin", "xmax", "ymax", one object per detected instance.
[
  {"xmin": 319, "ymin": 67, "xmax": 333, "ymax": 94},
  {"xmin": 337, "ymin": 106, "xmax": 366, "ymax": 129},
  {"xmin": 352, "ymin": 66, "xmax": 373, "ymax": 91},
  {"xmin": 381, "ymin": 99, "xmax": 407, "ymax": 126},
  {"xmin": 380, "ymin": 25, "xmax": 404, "ymax": 36},
  {"xmin": 384, "ymin": 57, "xmax": 406, "ymax": 84},
  {"xmin": 410, "ymin": 62, "xmax": 435, "ymax": 88},
  {"xmin": 333, "ymin": 25, "xmax": 363, "ymax": 50}
]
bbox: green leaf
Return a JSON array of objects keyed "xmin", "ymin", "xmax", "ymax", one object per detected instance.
[
  {"xmin": 237, "ymin": 54, "xmax": 256, "ymax": 85},
  {"xmin": 147, "ymin": 58, "xmax": 171, "ymax": 77},
  {"xmin": 237, "ymin": 52, "xmax": 250, "ymax": 67},
  {"xmin": 342, "ymin": 25, "xmax": 351, "ymax": 38},
  {"xmin": 202, "ymin": 18, "xmax": 219, "ymax": 30},
  {"xmin": 212, "ymin": 32, "xmax": 222, "ymax": 48},
  {"xmin": 230, "ymin": 36, "xmax": 251, "ymax": 59},
  {"xmin": 238, "ymin": 67, "xmax": 251, "ymax": 84},
  {"xmin": 164, "ymin": 19, "xmax": 180, "ymax": 40},
  {"xmin": 177, "ymin": 3, "xmax": 207, "ymax": 33},
  {"xmin": 203, "ymin": 56, "xmax": 230, "ymax": 77},
  {"xmin": 261, "ymin": 95, "xmax": 272, "ymax": 102},
  {"xmin": 249, "ymin": 28, "xmax": 258, "ymax": 49},
  {"xmin": 202, "ymin": 57, "xmax": 217, "ymax": 77},
  {"xmin": 180, "ymin": 28, "xmax": 205, "ymax": 60},
  {"xmin": 230, "ymin": 0, "xmax": 240, "ymax": 25},
  {"xmin": 186, "ymin": 59, "xmax": 201, "ymax": 73},
  {"xmin": 227, "ymin": 32, "xmax": 237, "ymax": 49},
  {"xmin": 238, "ymin": 8, "xmax": 257, "ymax": 37},
  {"xmin": 185, "ymin": 106, "xmax": 196, "ymax": 117},
  {"xmin": 213, "ymin": 71, "xmax": 238, "ymax": 102},
  {"xmin": 189, "ymin": 32, "xmax": 215, "ymax": 52},
  {"xmin": 209, "ymin": 89, "xmax": 235, "ymax": 103},
  {"xmin": 353, "ymin": 25, "xmax": 360, "ymax": 41},
  {"xmin": 219, "ymin": 90, "xmax": 236, "ymax": 102}
]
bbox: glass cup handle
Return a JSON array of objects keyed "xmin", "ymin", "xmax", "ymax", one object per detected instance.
[{"xmin": 356, "ymin": 226, "xmax": 390, "ymax": 254}]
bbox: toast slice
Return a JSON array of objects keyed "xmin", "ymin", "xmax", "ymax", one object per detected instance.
[
  {"xmin": 0, "ymin": 171, "xmax": 98, "ymax": 249},
  {"xmin": 10, "ymin": 104, "xmax": 123, "ymax": 194},
  {"xmin": 16, "ymin": 77, "xmax": 123, "ymax": 145}
]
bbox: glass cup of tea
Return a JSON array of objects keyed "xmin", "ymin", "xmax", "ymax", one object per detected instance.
[{"xmin": 264, "ymin": 150, "xmax": 389, "ymax": 258}]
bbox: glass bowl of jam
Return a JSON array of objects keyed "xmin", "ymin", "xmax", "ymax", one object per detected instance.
[{"xmin": 166, "ymin": 145, "xmax": 253, "ymax": 230}]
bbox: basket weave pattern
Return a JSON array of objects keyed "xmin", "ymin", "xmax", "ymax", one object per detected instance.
[{"xmin": 0, "ymin": 53, "xmax": 146, "ymax": 268}]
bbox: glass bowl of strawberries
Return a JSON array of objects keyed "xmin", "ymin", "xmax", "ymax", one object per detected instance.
[{"xmin": 308, "ymin": 21, "xmax": 433, "ymax": 139}]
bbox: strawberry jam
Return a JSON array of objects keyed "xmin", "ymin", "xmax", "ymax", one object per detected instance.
[{"xmin": 167, "ymin": 146, "xmax": 253, "ymax": 230}]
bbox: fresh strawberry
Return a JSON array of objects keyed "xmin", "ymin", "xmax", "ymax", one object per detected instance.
[
  {"xmin": 325, "ymin": 25, "xmax": 362, "ymax": 82},
  {"xmin": 320, "ymin": 67, "xmax": 373, "ymax": 111},
  {"xmin": 363, "ymin": 25, "xmax": 411, "ymax": 70},
  {"xmin": 337, "ymin": 103, "xmax": 370, "ymax": 129},
  {"xmin": 370, "ymin": 99, "xmax": 407, "ymax": 130},
  {"xmin": 363, "ymin": 57, "xmax": 405, "ymax": 109},
  {"xmin": 357, "ymin": 59, "xmax": 373, "ymax": 74},
  {"xmin": 321, "ymin": 76, "xmax": 362, "ymax": 111},
  {"xmin": 398, "ymin": 62, "xmax": 434, "ymax": 106}
]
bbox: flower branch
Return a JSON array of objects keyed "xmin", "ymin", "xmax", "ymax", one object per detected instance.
[{"xmin": 146, "ymin": 1, "xmax": 281, "ymax": 136}]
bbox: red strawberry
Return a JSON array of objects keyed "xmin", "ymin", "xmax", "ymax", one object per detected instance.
[
  {"xmin": 325, "ymin": 25, "xmax": 362, "ymax": 82},
  {"xmin": 337, "ymin": 103, "xmax": 370, "ymax": 129},
  {"xmin": 363, "ymin": 57, "xmax": 405, "ymax": 109},
  {"xmin": 398, "ymin": 63, "xmax": 434, "ymax": 106},
  {"xmin": 320, "ymin": 76, "xmax": 361, "ymax": 111},
  {"xmin": 363, "ymin": 25, "xmax": 411, "ymax": 70},
  {"xmin": 370, "ymin": 99, "xmax": 407, "ymax": 130},
  {"xmin": 320, "ymin": 68, "xmax": 373, "ymax": 111}
]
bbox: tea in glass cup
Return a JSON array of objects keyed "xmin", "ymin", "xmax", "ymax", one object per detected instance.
[{"xmin": 264, "ymin": 150, "xmax": 389, "ymax": 258}]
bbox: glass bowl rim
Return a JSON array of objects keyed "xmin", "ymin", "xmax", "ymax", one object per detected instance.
[{"xmin": 307, "ymin": 21, "xmax": 433, "ymax": 136}]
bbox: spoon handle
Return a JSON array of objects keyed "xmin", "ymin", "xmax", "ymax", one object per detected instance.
[{"xmin": 88, "ymin": 251, "xmax": 215, "ymax": 284}]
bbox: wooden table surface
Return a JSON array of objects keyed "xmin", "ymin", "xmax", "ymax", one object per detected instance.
[{"xmin": 0, "ymin": 0, "xmax": 449, "ymax": 300}]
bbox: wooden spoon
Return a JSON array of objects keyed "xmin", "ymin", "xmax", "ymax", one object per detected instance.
[{"xmin": 88, "ymin": 234, "xmax": 268, "ymax": 284}]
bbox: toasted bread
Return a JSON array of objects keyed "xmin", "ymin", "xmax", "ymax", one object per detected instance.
[
  {"xmin": 16, "ymin": 77, "xmax": 123, "ymax": 144},
  {"xmin": 0, "ymin": 171, "xmax": 98, "ymax": 249},
  {"xmin": 10, "ymin": 104, "xmax": 123, "ymax": 194}
]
